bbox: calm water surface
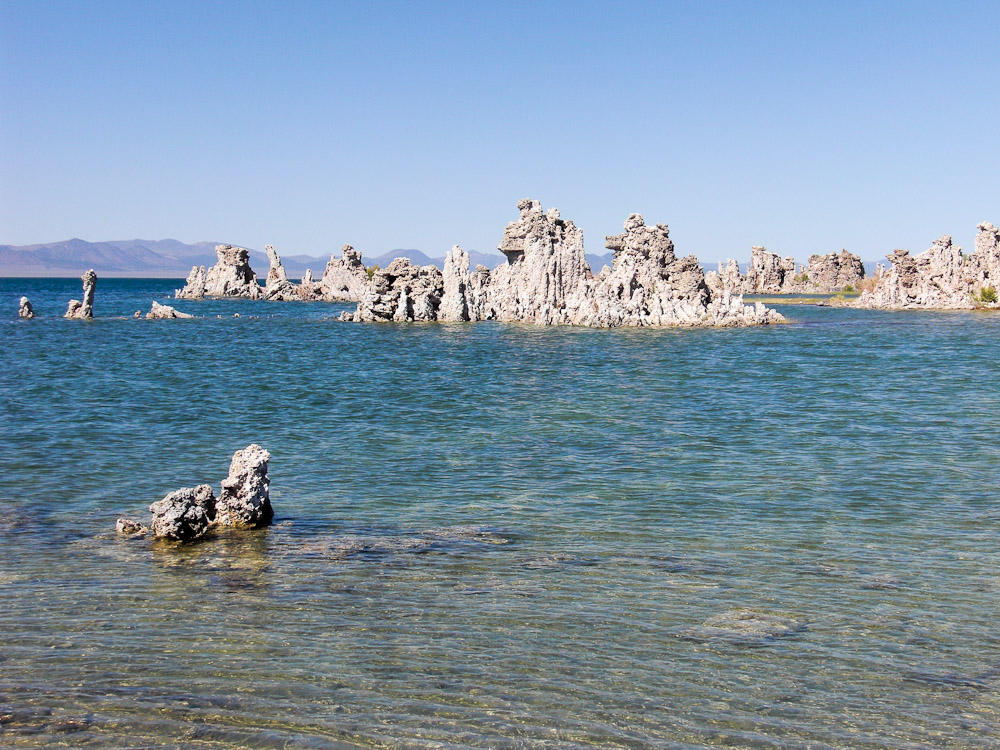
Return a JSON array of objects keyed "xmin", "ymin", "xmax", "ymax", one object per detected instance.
[{"xmin": 1, "ymin": 278, "xmax": 999, "ymax": 748}]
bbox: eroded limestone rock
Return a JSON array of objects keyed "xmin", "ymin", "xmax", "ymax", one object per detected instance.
[
  {"xmin": 353, "ymin": 257, "xmax": 444, "ymax": 322},
  {"xmin": 321, "ymin": 245, "xmax": 369, "ymax": 302},
  {"xmin": 262, "ymin": 244, "xmax": 300, "ymax": 301},
  {"xmin": 744, "ymin": 247, "xmax": 796, "ymax": 294},
  {"xmin": 145, "ymin": 301, "xmax": 194, "ymax": 319},
  {"xmin": 149, "ymin": 484, "xmax": 217, "ymax": 541},
  {"xmin": 120, "ymin": 444, "xmax": 274, "ymax": 542},
  {"xmin": 176, "ymin": 266, "xmax": 207, "ymax": 299},
  {"xmin": 739, "ymin": 247, "xmax": 864, "ymax": 294},
  {"xmin": 343, "ymin": 199, "xmax": 782, "ymax": 328},
  {"xmin": 18, "ymin": 297, "xmax": 34, "ymax": 319},
  {"xmin": 215, "ymin": 444, "xmax": 273, "ymax": 528},
  {"xmin": 64, "ymin": 270, "xmax": 97, "ymax": 319},
  {"xmin": 571, "ymin": 214, "xmax": 781, "ymax": 327},
  {"xmin": 803, "ymin": 250, "xmax": 865, "ymax": 291},
  {"xmin": 485, "ymin": 199, "xmax": 591, "ymax": 325},
  {"xmin": 295, "ymin": 268, "xmax": 325, "ymax": 301},
  {"xmin": 856, "ymin": 223, "xmax": 1000, "ymax": 309},
  {"xmin": 440, "ymin": 245, "xmax": 472, "ymax": 321},
  {"xmin": 179, "ymin": 245, "xmax": 263, "ymax": 299}
]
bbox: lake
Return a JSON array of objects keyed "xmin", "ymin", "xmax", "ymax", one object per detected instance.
[{"xmin": 2, "ymin": 277, "xmax": 998, "ymax": 748}]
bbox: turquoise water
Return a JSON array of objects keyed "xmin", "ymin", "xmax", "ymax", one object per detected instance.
[{"xmin": 2, "ymin": 278, "xmax": 999, "ymax": 748}]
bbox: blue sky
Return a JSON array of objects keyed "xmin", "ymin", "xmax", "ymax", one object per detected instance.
[{"xmin": 2, "ymin": 1, "xmax": 997, "ymax": 263}]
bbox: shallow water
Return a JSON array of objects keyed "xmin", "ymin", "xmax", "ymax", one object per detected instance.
[{"xmin": 2, "ymin": 278, "xmax": 999, "ymax": 748}]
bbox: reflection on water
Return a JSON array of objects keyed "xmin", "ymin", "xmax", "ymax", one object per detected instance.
[{"xmin": 1, "ymin": 278, "xmax": 999, "ymax": 747}]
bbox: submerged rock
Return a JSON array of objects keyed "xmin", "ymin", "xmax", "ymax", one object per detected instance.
[
  {"xmin": 149, "ymin": 484, "xmax": 217, "ymax": 541},
  {"xmin": 856, "ymin": 222, "xmax": 1000, "ymax": 309},
  {"xmin": 683, "ymin": 609, "xmax": 806, "ymax": 645},
  {"xmin": 64, "ymin": 269, "xmax": 97, "ymax": 319},
  {"xmin": 115, "ymin": 518, "xmax": 147, "ymax": 535},
  {"xmin": 18, "ymin": 296, "xmax": 34, "ymax": 319},
  {"xmin": 145, "ymin": 301, "xmax": 194, "ymax": 319},
  {"xmin": 215, "ymin": 444, "xmax": 273, "ymax": 528}
]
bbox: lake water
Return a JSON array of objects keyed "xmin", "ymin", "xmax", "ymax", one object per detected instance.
[{"xmin": 2, "ymin": 278, "xmax": 999, "ymax": 748}]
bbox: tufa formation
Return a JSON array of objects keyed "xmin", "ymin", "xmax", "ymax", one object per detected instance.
[
  {"xmin": 64, "ymin": 269, "xmax": 97, "ymax": 319},
  {"xmin": 342, "ymin": 199, "xmax": 783, "ymax": 328},
  {"xmin": 855, "ymin": 222, "xmax": 1000, "ymax": 309},
  {"xmin": 117, "ymin": 444, "xmax": 273, "ymax": 542}
]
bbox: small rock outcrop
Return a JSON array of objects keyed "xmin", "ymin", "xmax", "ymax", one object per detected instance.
[
  {"xmin": 145, "ymin": 301, "xmax": 194, "ymax": 319},
  {"xmin": 440, "ymin": 245, "xmax": 473, "ymax": 321},
  {"xmin": 262, "ymin": 244, "xmax": 300, "ymax": 301},
  {"xmin": 115, "ymin": 518, "xmax": 147, "ymax": 535},
  {"xmin": 320, "ymin": 245, "xmax": 369, "ymax": 302},
  {"xmin": 215, "ymin": 444, "xmax": 273, "ymax": 528},
  {"xmin": 177, "ymin": 245, "xmax": 263, "ymax": 299},
  {"xmin": 175, "ymin": 266, "xmax": 207, "ymax": 298},
  {"xmin": 802, "ymin": 250, "xmax": 865, "ymax": 291},
  {"xmin": 296, "ymin": 268, "xmax": 325, "ymax": 300},
  {"xmin": 739, "ymin": 247, "xmax": 864, "ymax": 294},
  {"xmin": 149, "ymin": 484, "xmax": 217, "ymax": 542},
  {"xmin": 744, "ymin": 247, "xmax": 797, "ymax": 294},
  {"xmin": 117, "ymin": 444, "xmax": 274, "ymax": 542},
  {"xmin": 64, "ymin": 269, "xmax": 97, "ymax": 319},
  {"xmin": 856, "ymin": 223, "xmax": 1000, "ymax": 310},
  {"xmin": 18, "ymin": 296, "xmax": 34, "ymax": 319},
  {"xmin": 349, "ymin": 257, "xmax": 444, "ymax": 322}
]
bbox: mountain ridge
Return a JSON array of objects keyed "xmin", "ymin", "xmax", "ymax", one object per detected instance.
[{"xmin": 0, "ymin": 238, "xmax": 509, "ymax": 277}]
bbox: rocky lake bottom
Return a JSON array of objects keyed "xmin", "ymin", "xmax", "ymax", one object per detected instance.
[{"xmin": 2, "ymin": 277, "xmax": 999, "ymax": 748}]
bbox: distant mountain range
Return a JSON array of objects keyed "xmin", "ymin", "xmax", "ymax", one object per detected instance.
[
  {"xmin": 16, "ymin": 237, "xmax": 888, "ymax": 278},
  {"xmin": 0, "ymin": 238, "xmax": 510, "ymax": 278}
]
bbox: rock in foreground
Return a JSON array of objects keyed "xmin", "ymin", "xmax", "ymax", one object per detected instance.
[
  {"xmin": 149, "ymin": 484, "xmax": 217, "ymax": 542},
  {"xmin": 215, "ymin": 444, "xmax": 273, "ymax": 528},
  {"xmin": 118, "ymin": 444, "xmax": 274, "ymax": 542}
]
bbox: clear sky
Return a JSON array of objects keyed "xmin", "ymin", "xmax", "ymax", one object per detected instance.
[{"xmin": 1, "ymin": 0, "xmax": 997, "ymax": 263}]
